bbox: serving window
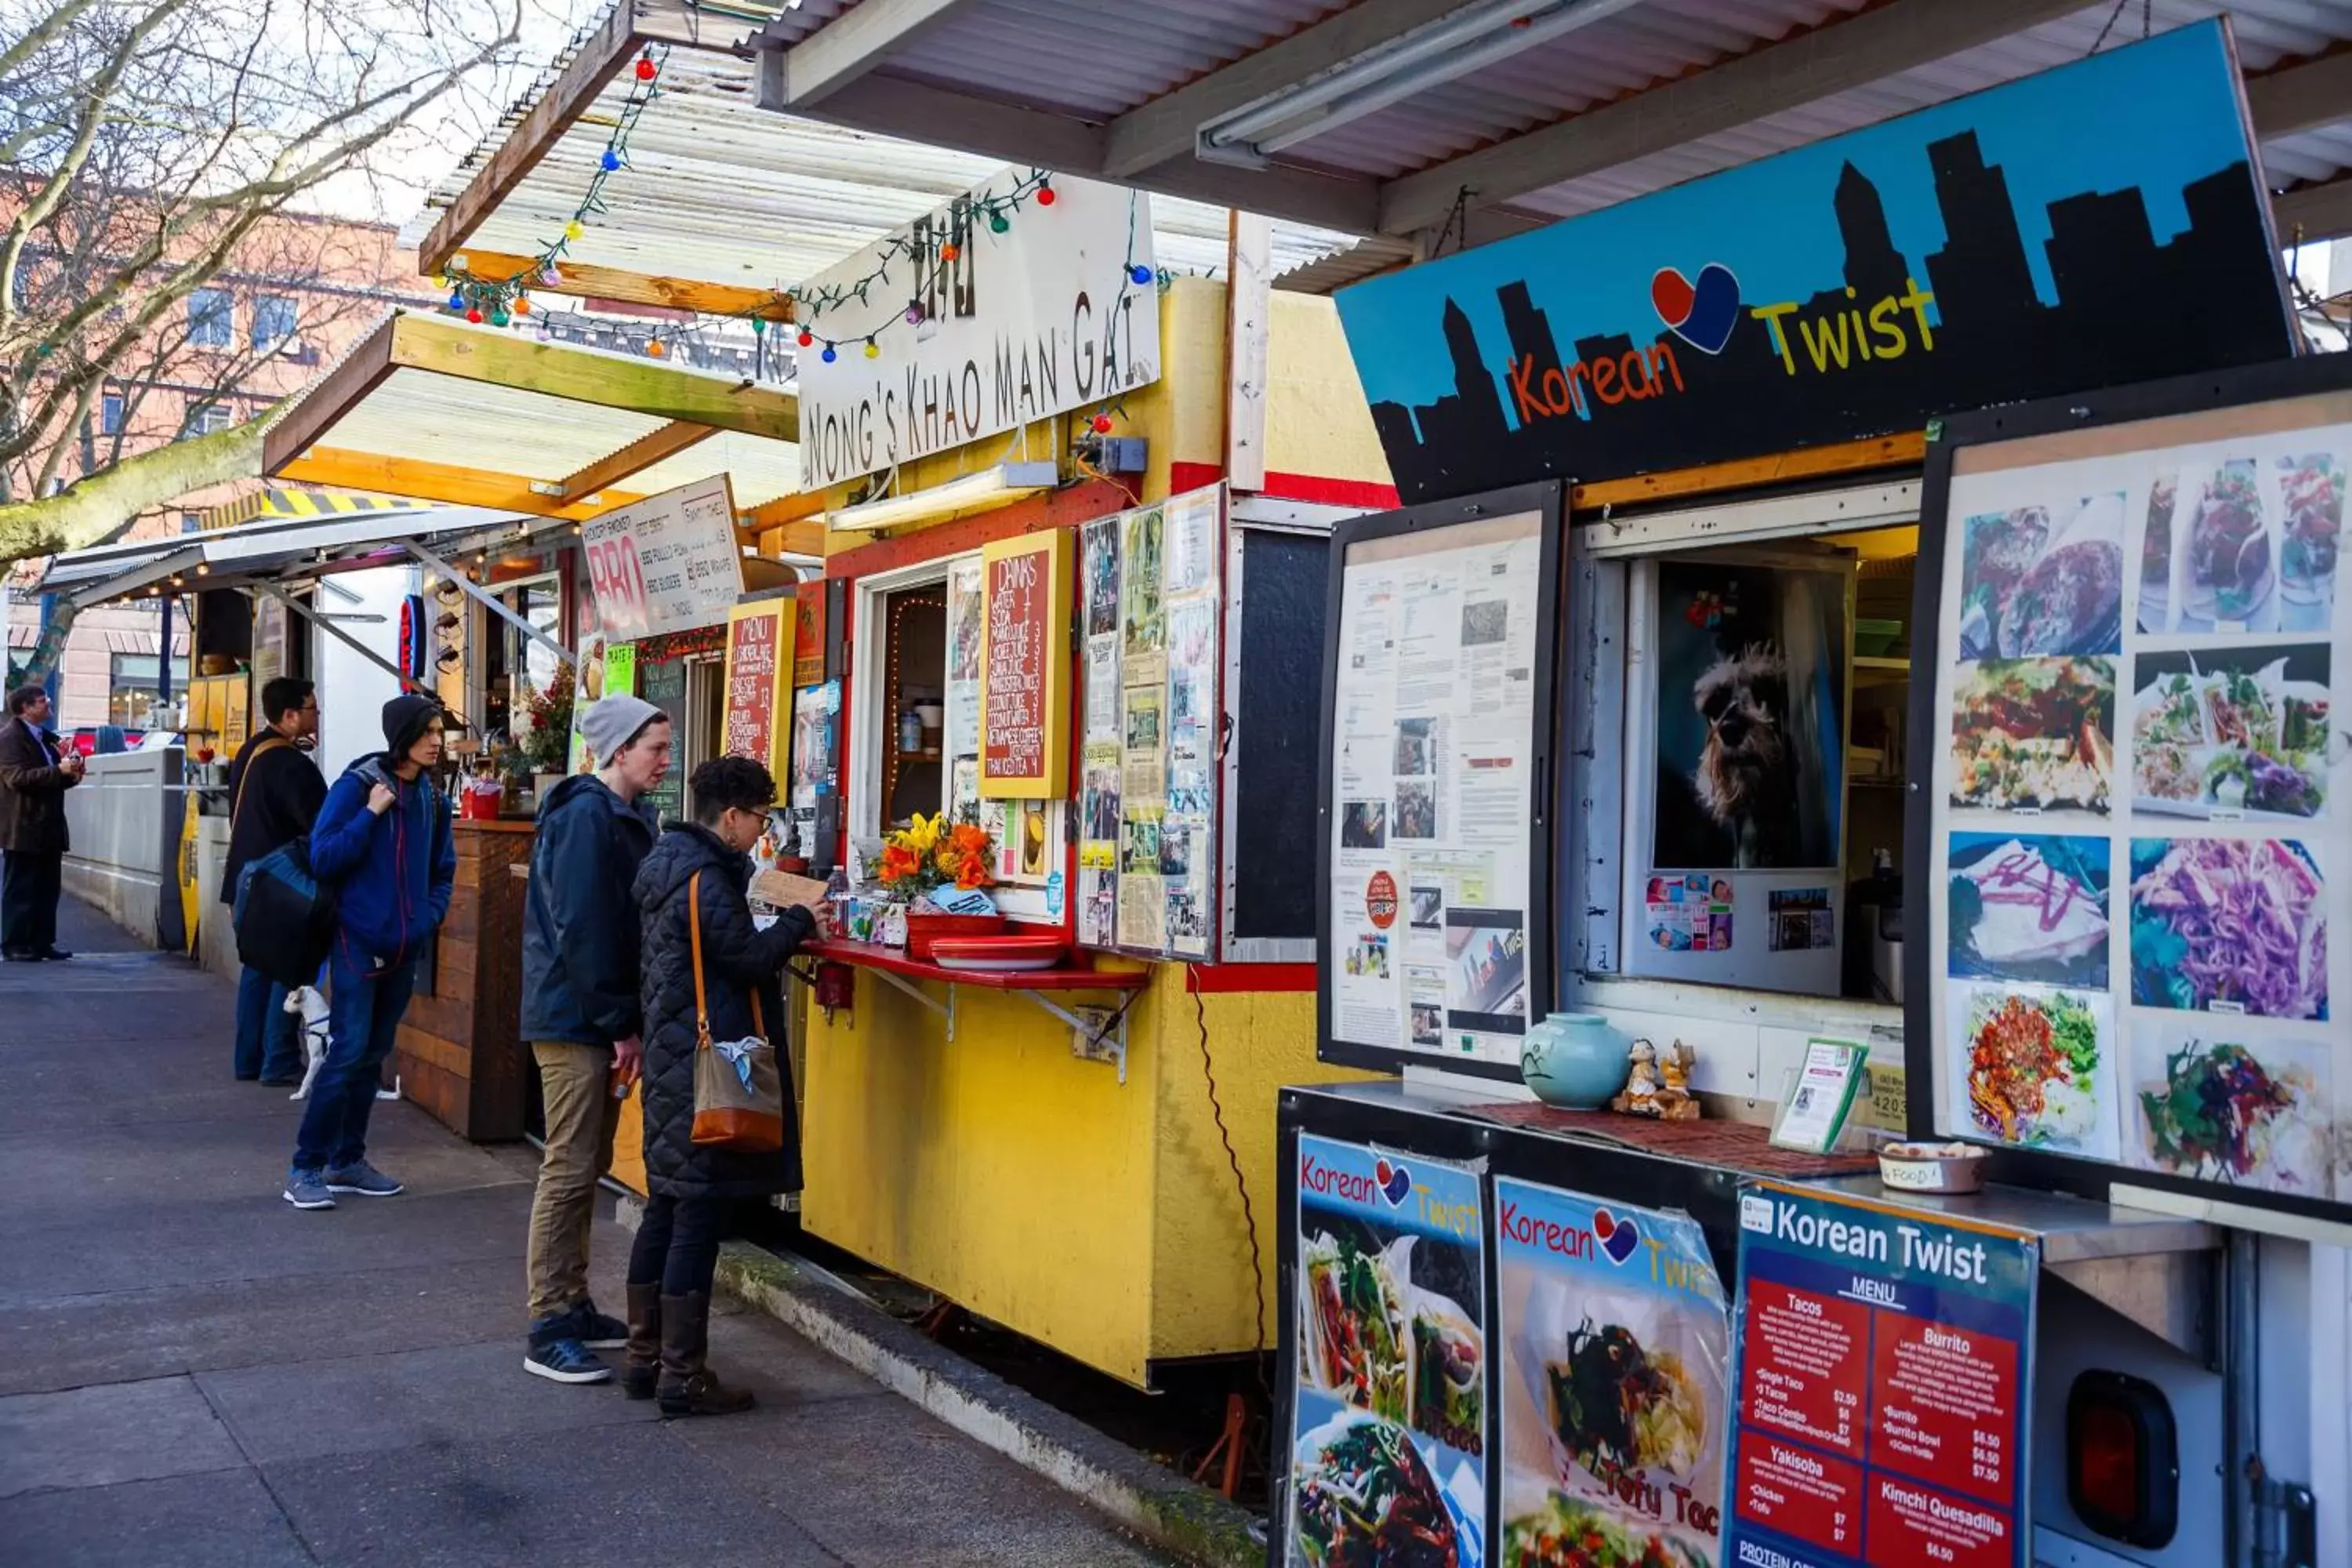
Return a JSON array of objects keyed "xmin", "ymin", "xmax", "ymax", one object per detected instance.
[{"xmin": 1564, "ymin": 485, "xmax": 1923, "ymax": 1058}]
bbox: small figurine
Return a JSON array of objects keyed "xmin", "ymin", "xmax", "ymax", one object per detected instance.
[{"xmin": 1613, "ymin": 1037, "xmax": 1702, "ymax": 1120}]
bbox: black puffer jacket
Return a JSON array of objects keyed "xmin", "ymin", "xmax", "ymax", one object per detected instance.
[{"xmin": 633, "ymin": 822, "xmax": 817, "ymax": 1200}]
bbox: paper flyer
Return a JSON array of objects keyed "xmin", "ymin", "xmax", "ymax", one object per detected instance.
[{"xmin": 1327, "ymin": 512, "xmax": 1544, "ymax": 1064}]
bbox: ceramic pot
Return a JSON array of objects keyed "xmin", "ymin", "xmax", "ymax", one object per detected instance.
[{"xmin": 1520, "ymin": 1011, "xmax": 1632, "ymax": 1109}]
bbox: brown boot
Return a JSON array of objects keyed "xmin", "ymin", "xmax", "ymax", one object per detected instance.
[
  {"xmin": 656, "ymin": 1291, "xmax": 756, "ymax": 1417},
  {"xmin": 620, "ymin": 1283, "xmax": 660, "ymax": 1400}
]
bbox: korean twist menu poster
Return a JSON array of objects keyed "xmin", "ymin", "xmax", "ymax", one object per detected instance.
[
  {"xmin": 1326, "ymin": 510, "xmax": 1546, "ymax": 1068},
  {"xmin": 1923, "ymin": 387, "xmax": 2351, "ymax": 1210},
  {"xmin": 1722, "ymin": 1182, "xmax": 2038, "ymax": 1568}
]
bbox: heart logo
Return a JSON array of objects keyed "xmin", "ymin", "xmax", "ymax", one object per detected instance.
[
  {"xmin": 1593, "ymin": 1207, "xmax": 1643, "ymax": 1265},
  {"xmin": 1651, "ymin": 263, "xmax": 1741, "ymax": 356},
  {"xmin": 1375, "ymin": 1159, "xmax": 1413, "ymax": 1206}
]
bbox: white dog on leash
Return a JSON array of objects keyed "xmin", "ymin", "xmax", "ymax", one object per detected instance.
[{"xmin": 282, "ymin": 986, "xmax": 400, "ymax": 1102}]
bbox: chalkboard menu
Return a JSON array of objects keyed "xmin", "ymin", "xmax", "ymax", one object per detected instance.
[
  {"xmin": 980, "ymin": 529, "xmax": 1071, "ymax": 798},
  {"xmin": 724, "ymin": 601, "xmax": 785, "ymax": 769},
  {"xmin": 637, "ymin": 654, "xmax": 688, "ymax": 824}
]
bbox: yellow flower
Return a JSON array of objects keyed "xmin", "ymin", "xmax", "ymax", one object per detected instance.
[{"xmin": 905, "ymin": 812, "xmax": 941, "ymax": 853}]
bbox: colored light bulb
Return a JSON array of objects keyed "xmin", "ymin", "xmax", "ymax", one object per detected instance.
[
  {"xmin": 600, "ymin": 149, "xmax": 621, "ymax": 172},
  {"xmin": 1128, "ymin": 264, "xmax": 1152, "ymax": 285},
  {"xmin": 820, "ymin": 344, "xmax": 837, "ymax": 363},
  {"xmin": 1036, "ymin": 184, "xmax": 1055, "ymax": 205}
]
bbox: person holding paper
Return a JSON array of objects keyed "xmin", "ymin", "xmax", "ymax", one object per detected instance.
[{"xmin": 517, "ymin": 695, "xmax": 670, "ymax": 1385}]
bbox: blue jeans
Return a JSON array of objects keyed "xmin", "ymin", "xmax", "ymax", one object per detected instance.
[
  {"xmin": 291, "ymin": 943, "xmax": 416, "ymax": 1174},
  {"xmin": 234, "ymin": 964, "xmax": 302, "ymax": 1081}
]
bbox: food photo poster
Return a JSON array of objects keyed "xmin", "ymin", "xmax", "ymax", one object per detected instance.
[
  {"xmin": 1290, "ymin": 1136, "xmax": 1488, "ymax": 1568},
  {"xmin": 1927, "ymin": 404, "xmax": 2351, "ymax": 1205}
]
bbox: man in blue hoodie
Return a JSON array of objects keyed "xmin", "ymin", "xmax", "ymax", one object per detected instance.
[
  {"xmin": 283, "ymin": 694, "xmax": 456, "ymax": 1210},
  {"xmin": 517, "ymin": 693, "xmax": 668, "ymax": 1383}
]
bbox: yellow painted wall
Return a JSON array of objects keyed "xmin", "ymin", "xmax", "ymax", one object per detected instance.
[{"xmin": 798, "ymin": 279, "xmax": 1387, "ymax": 1386}]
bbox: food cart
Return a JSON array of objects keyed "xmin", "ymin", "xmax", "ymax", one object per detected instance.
[{"xmin": 1277, "ymin": 24, "xmax": 2343, "ymax": 1568}]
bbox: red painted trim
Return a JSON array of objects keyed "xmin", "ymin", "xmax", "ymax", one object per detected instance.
[
  {"xmin": 1264, "ymin": 471, "xmax": 1399, "ymax": 509},
  {"xmin": 823, "ymin": 477, "xmax": 1135, "ymax": 580},
  {"xmin": 1173, "ymin": 460, "xmax": 1400, "ymax": 513},
  {"xmin": 1188, "ymin": 962, "xmax": 1316, "ymax": 994}
]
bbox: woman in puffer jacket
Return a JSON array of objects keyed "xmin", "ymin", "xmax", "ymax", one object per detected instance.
[{"xmin": 624, "ymin": 755, "xmax": 818, "ymax": 1415}]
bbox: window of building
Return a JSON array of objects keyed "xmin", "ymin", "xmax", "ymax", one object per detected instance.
[
  {"xmin": 477, "ymin": 571, "xmax": 564, "ymax": 748},
  {"xmin": 99, "ymin": 393, "xmax": 124, "ymax": 434},
  {"xmin": 250, "ymin": 293, "xmax": 298, "ymax": 347},
  {"xmin": 1564, "ymin": 492, "xmax": 1919, "ymax": 1027},
  {"xmin": 107, "ymin": 652, "xmax": 191, "ymax": 728},
  {"xmin": 181, "ymin": 402, "xmax": 233, "ymax": 438},
  {"xmin": 188, "ymin": 288, "xmax": 232, "ymax": 347}
]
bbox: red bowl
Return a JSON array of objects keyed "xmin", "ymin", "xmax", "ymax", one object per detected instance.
[{"xmin": 925, "ymin": 934, "xmax": 1068, "ymax": 971}]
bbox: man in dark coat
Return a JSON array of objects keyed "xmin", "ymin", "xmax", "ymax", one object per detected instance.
[
  {"xmin": 0, "ymin": 685, "xmax": 85, "ymax": 961},
  {"xmin": 517, "ymin": 694, "xmax": 668, "ymax": 1385},
  {"xmin": 221, "ymin": 677, "xmax": 325, "ymax": 1083},
  {"xmin": 625, "ymin": 754, "xmax": 817, "ymax": 1414}
]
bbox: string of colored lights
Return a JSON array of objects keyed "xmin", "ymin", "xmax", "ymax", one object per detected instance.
[{"xmin": 437, "ymin": 44, "xmax": 677, "ymax": 340}]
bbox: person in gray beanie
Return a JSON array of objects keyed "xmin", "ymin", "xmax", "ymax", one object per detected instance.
[{"xmin": 517, "ymin": 692, "xmax": 673, "ymax": 1383}]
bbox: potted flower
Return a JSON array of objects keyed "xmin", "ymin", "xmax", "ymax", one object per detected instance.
[
  {"xmin": 519, "ymin": 666, "xmax": 574, "ymax": 802},
  {"xmin": 873, "ymin": 810, "xmax": 1004, "ymax": 957}
]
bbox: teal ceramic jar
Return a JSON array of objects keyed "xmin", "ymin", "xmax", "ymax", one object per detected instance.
[{"xmin": 1520, "ymin": 1011, "xmax": 1632, "ymax": 1109}]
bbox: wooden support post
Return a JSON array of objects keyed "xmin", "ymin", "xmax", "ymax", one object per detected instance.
[{"xmin": 1223, "ymin": 211, "xmax": 1271, "ymax": 495}]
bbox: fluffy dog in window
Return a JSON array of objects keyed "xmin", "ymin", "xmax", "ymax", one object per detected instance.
[{"xmin": 1691, "ymin": 643, "xmax": 1802, "ymax": 869}]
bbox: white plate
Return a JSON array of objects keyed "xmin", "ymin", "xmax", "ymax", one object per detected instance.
[{"xmin": 932, "ymin": 953, "xmax": 1062, "ymax": 971}]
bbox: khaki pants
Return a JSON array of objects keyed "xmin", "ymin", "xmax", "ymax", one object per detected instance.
[{"xmin": 526, "ymin": 1040, "xmax": 621, "ymax": 1323}]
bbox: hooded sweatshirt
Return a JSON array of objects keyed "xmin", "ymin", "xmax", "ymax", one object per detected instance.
[{"xmin": 308, "ymin": 753, "xmax": 456, "ymax": 964}]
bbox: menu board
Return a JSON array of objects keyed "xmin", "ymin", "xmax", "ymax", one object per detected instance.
[
  {"xmin": 1287, "ymin": 1134, "xmax": 1486, "ymax": 1568},
  {"xmin": 980, "ymin": 530, "xmax": 1071, "ymax": 797},
  {"xmin": 581, "ymin": 474, "xmax": 746, "ymax": 641},
  {"xmin": 723, "ymin": 601, "xmax": 785, "ymax": 770},
  {"xmin": 1075, "ymin": 484, "xmax": 1223, "ymax": 958},
  {"xmin": 637, "ymin": 653, "xmax": 688, "ymax": 825},
  {"xmin": 1494, "ymin": 1179, "xmax": 1729, "ymax": 1567},
  {"xmin": 1722, "ymin": 1181, "xmax": 2037, "ymax": 1568},
  {"xmin": 1323, "ymin": 505, "xmax": 1550, "ymax": 1071},
  {"xmin": 1922, "ymin": 380, "xmax": 2352, "ymax": 1214}
]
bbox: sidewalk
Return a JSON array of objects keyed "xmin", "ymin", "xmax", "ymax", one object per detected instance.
[{"xmin": 0, "ymin": 896, "xmax": 1174, "ymax": 1567}]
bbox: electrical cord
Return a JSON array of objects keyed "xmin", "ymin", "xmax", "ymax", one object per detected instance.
[{"xmin": 1190, "ymin": 972, "xmax": 1271, "ymax": 1399}]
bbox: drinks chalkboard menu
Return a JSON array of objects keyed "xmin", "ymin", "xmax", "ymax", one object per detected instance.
[{"xmin": 980, "ymin": 529, "xmax": 1071, "ymax": 798}]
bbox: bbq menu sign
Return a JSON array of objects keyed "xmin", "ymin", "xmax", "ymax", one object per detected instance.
[
  {"xmin": 979, "ymin": 529, "xmax": 1072, "ymax": 798},
  {"xmin": 1722, "ymin": 1182, "xmax": 2037, "ymax": 1568}
]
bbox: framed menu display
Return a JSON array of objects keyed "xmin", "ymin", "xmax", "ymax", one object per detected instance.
[
  {"xmin": 1910, "ymin": 353, "xmax": 2352, "ymax": 1230},
  {"xmin": 1316, "ymin": 482, "xmax": 1563, "ymax": 1078},
  {"xmin": 979, "ymin": 529, "xmax": 1072, "ymax": 799},
  {"xmin": 1074, "ymin": 483, "xmax": 1225, "ymax": 960}
]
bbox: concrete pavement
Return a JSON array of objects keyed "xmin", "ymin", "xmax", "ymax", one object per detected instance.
[{"xmin": 0, "ymin": 896, "xmax": 1174, "ymax": 1567}]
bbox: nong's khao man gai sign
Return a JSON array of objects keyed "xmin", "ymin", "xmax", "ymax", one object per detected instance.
[{"xmin": 794, "ymin": 169, "xmax": 1162, "ymax": 488}]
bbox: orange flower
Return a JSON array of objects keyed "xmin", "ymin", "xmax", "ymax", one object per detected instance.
[
  {"xmin": 955, "ymin": 859, "xmax": 987, "ymax": 890},
  {"xmin": 879, "ymin": 844, "xmax": 919, "ymax": 884}
]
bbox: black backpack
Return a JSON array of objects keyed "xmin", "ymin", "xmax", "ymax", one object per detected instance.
[{"xmin": 234, "ymin": 838, "xmax": 338, "ymax": 988}]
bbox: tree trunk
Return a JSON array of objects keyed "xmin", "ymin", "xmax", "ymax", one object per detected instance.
[{"xmin": 0, "ymin": 418, "xmax": 266, "ymax": 568}]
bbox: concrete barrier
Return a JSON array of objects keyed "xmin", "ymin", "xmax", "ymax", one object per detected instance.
[{"xmin": 60, "ymin": 748, "xmax": 188, "ymax": 950}]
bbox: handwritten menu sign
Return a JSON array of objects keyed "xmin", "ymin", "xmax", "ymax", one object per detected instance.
[
  {"xmin": 582, "ymin": 475, "xmax": 745, "ymax": 641},
  {"xmin": 724, "ymin": 603, "xmax": 784, "ymax": 770},
  {"xmin": 979, "ymin": 529, "xmax": 1071, "ymax": 798},
  {"xmin": 1724, "ymin": 1181, "xmax": 2037, "ymax": 1568}
]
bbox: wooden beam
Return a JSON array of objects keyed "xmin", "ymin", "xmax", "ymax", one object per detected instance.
[
  {"xmin": 559, "ymin": 420, "xmax": 717, "ymax": 499},
  {"xmin": 741, "ymin": 491, "xmax": 826, "ymax": 531},
  {"xmin": 419, "ymin": 5, "xmax": 645, "ymax": 273},
  {"xmin": 1223, "ymin": 211, "xmax": 1271, "ymax": 493},
  {"xmin": 757, "ymin": 521, "xmax": 826, "ymax": 557},
  {"xmin": 274, "ymin": 447, "xmax": 642, "ymax": 521},
  {"xmin": 2247, "ymin": 46, "xmax": 2352, "ymax": 139},
  {"xmin": 1570, "ymin": 432, "xmax": 1926, "ymax": 514},
  {"xmin": 261, "ymin": 318, "xmax": 397, "ymax": 475},
  {"xmin": 1100, "ymin": 0, "xmax": 1465, "ymax": 179},
  {"xmin": 776, "ymin": 0, "xmax": 978, "ymax": 108},
  {"xmin": 386, "ymin": 312, "xmax": 798, "ymax": 441},
  {"xmin": 454, "ymin": 250, "xmax": 793, "ymax": 321},
  {"xmin": 1378, "ymin": 0, "xmax": 2096, "ymax": 237},
  {"xmin": 779, "ymin": 70, "xmax": 1383, "ymax": 236},
  {"xmin": 2277, "ymin": 176, "xmax": 2352, "ymax": 246}
]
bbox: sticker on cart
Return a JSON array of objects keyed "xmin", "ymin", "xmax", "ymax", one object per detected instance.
[
  {"xmin": 1288, "ymin": 1134, "xmax": 1487, "ymax": 1567},
  {"xmin": 1721, "ymin": 1181, "xmax": 2038, "ymax": 1568},
  {"xmin": 1494, "ymin": 1178, "xmax": 1729, "ymax": 1568}
]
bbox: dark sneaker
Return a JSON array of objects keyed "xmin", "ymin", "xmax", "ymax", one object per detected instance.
[
  {"xmin": 283, "ymin": 1170, "xmax": 336, "ymax": 1210},
  {"xmin": 322, "ymin": 1160, "xmax": 403, "ymax": 1197},
  {"xmin": 569, "ymin": 1299, "xmax": 629, "ymax": 1350},
  {"xmin": 524, "ymin": 1338, "xmax": 612, "ymax": 1385},
  {"xmin": 34, "ymin": 947, "xmax": 71, "ymax": 960},
  {"xmin": 1, "ymin": 949, "xmax": 37, "ymax": 963}
]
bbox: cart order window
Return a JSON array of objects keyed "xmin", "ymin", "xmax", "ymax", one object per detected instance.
[
  {"xmin": 880, "ymin": 584, "xmax": 946, "ymax": 829},
  {"xmin": 1606, "ymin": 525, "xmax": 1916, "ymax": 1002}
]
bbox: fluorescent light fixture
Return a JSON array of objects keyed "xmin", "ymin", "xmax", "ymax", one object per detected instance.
[
  {"xmin": 1197, "ymin": 0, "xmax": 1645, "ymax": 166},
  {"xmin": 820, "ymin": 462, "xmax": 1059, "ymax": 533}
]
